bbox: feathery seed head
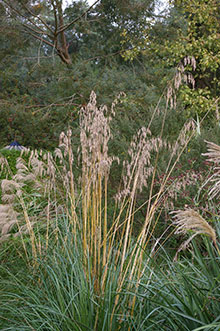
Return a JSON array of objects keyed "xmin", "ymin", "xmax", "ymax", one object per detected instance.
[
  {"xmin": 172, "ymin": 209, "xmax": 217, "ymax": 246},
  {"xmin": 79, "ymin": 91, "xmax": 116, "ymax": 183},
  {"xmin": 116, "ymin": 127, "xmax": 167, "ymax": 200}
]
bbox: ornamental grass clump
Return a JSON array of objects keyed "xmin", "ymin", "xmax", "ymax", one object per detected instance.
[
  {"xmin": 0, "ymin": 90, "xmax": 198, "ymax": 329},
  {"xmin": 51, "ymin": 91, "xmax": 197, "ymax": 326}
]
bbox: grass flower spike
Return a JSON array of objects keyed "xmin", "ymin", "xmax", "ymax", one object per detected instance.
[{"xmin": 171, "ymin": 209, "xmax": 219, "ymax": 260}]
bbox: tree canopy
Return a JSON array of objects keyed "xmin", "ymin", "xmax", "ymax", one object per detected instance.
[{"xmin": 0, "ymin": 0, "xmax": 219, "ymax": 149}]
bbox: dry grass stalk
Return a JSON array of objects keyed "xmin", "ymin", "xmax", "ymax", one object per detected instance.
[
  {"xmin": 78, "ymin": 91, "xmax": 119, "ymax": 294},
  {"xmin": 202, "ymin": 141, "xmax": 220, "ymax": 199},
  {"xmin": 0, "ymin": 154, "xmax": 13, "ymax": 178},
  {"xmin": 171, "ymin": 209, "xmax": 219, "ymax": 261},
  {"xmin": 203, "ymin": 140, "xmax": 220, "ymax": 163}
]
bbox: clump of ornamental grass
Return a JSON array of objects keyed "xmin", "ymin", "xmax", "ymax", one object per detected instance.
[{"xmin": 0, "ymin": 90, "xmax": 198, "ymax": 329}]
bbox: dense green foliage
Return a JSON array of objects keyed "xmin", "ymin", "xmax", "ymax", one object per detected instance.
[{"xmin": 1, "ymin": 0, "xmax": 219, "ymax": 149}]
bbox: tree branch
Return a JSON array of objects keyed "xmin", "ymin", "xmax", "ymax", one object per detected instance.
[
  {"xmin": 58, "ymin": 0, "xmax": 100, "ymax": 33},
  {"xmin": 1, "ymin": 0, "xmax": 101, "ymax": 66},
  {"xmin": 27, "ymin": 32, "xmax": 56, "ymax": 49},
  {"xmin": 22, "ymin": 3, "xmax": 54, "ymax": 34},
  {"xmin": 51, "ymin": 0, "xmax": 59, "ymax": 37},
  {"xmin": 2, "ymin": 1, "xmax": 49, "ymax": 35},
  {"xmin": 23, "ymin": 23, "xmax": 54, "ymax": 41}
]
